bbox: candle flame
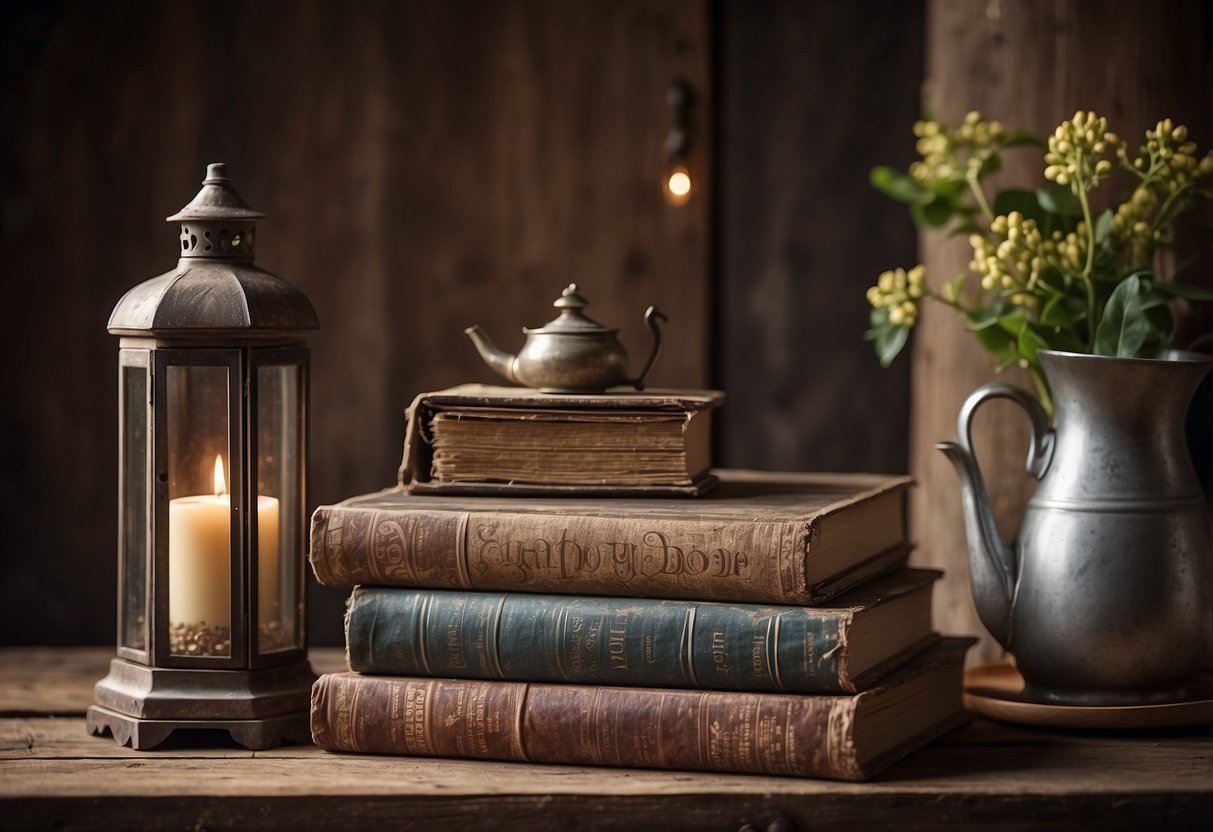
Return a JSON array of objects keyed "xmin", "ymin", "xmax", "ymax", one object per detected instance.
[{"xmin": 213, "ymin": 455, "xmax": 227, "ymax": 497}]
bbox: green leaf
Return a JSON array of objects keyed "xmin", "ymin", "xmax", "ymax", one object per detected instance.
[
  {"xmin": 1037, "ymin": 182, "xmax": 1082, "ymax": 216},
  {"xmin": 947, "ymin": 273, "xmax": 968, "ymax": 302},
  {"xmin": 992, "ymin": 189, "xmax": 1048, "ymax": 225},
  {"xmin": 1040, "ymin": 294, "xmax": 1086, "ymax": 329},
  {"xmin": 965, "ymin": 309, "xmax": 1016, "ymax": 363},
  {"xmin": 865, "ymin": 307, "xmax": 910, "ymax": 367},
  {"xmin": 1016, "ymin": 324, "xmax": 1045, "ymax": 363},
  {"xmin": 910, "ymin": 198, "xmax": 956, "ymax": 228},
  {"xmin": 997, "ymin": 309, "xmax": 1028, "ymax": 335},
  {"xmin": 1094, "ymin": 209, "xmax": 1115, "ymax": 245},
  {"xmin": 1026, "ymin": 320, "xmax": 1085, "ymax": 353},
  {"xmin": 870, "ymin": 166, "xmax": 931, "ymax": 205},
  {"xmin": 1145, "ymin": 301, "xmax": 1174, "ymax": 346},
  {"xmin": 1145, "ymin": 280, "xmax": 1213, "ymax": 302},
  {"xmin": 947, "ymin": 216, "xmax": 985, "ymax": 238},
  {"xmin": 1093, "ymin": 276, "xmax": 1151, "ymax": 356},
  {"xmin": 977, "ymin": 152, "xmax": 1002, "ymax": 178},
  {"xmin": 999, "ymin": 130, "xmax": 1046, "ymax": 148},
  {"xmin": 928, "ymin": 178, "xmax": 967, "ymax": 202}
]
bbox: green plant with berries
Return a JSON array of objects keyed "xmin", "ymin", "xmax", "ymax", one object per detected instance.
[{"xmin": 867, "ymin": 110, "xmax": 1213, "ymax": 415}]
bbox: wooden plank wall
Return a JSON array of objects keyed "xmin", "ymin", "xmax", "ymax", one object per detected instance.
[
  {"xmin": 716, "ymin": 1, "xmax": 921, "ymax": 474},
  {"xmin": 0, "ymin": 0, "xmax": 710, "ymax": 647},
  {"xmin": 17, "ymin": 1, "xmax": 1198, "ymax": 657},
  {"xmin": 914, "ymin": 0, "xmax": 1212, "ymax": 666}
]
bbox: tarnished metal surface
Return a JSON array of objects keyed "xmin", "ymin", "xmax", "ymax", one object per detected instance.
[
  {"xmin": 108, "ymin": 163, "xmax": 318, "ymax": 336},
  {"xmin": 96, "ymin": 165, "xmax": 315, "ymax": 750},
  {"xmin": 465, "ymin": 283, "xmax": 665, "ymax": 392},
  {"xmin": 938, "ymin": 349, "xmax": 1213, "ymax": 705}
]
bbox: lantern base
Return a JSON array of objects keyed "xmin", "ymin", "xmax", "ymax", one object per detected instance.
[
  {"xmin": 88, "ymin": 656, "xmax": 316, "ymax": 749},
  {"xmin": 87, "ymin": 704, "xmax": 311, "ymax": 750}
]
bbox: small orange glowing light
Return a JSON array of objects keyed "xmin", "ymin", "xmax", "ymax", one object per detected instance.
[
  {"xmin": 664, "ymin": 165, "xmax": 692, "ymax": 206},
  {"xmin": 213, "ymin": 455, "xmax": 227, "ymax": 498},
  {"xmin": 668, "ymin": 170, "xmax": 691, "ymax": 197}
]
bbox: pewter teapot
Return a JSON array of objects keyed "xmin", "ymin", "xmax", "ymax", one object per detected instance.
[
  {"xmin": 938, "ymin": 348, "xmax": 1213, "ymax": 705},
  {"xmin": 465, "ymin": 284, "xmax": 666, "ymax": 393}
]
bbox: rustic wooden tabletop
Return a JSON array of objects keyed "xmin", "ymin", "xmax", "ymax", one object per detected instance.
[{"xmin": 2, "ymin": 647, "xmax": 1209, "ymax": 831}]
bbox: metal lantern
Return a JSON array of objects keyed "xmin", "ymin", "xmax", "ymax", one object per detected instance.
[{"xmin": 87, "ymin": 163, "xmax": 319, "ymax": 750}]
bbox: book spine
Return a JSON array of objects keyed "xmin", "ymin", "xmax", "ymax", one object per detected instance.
[
  {"xmin": 310, "ymin": 673, "xmax": 860, "ymax": 780},
  {"xmin": 345, "ymin": 588, "xmax": 856, "ymax": 693},
  {"xmin": 310, "ymin": 504, "xmax": 810, "ymax": 603}
]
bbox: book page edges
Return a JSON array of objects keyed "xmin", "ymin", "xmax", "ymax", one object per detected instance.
[
  {"xmin": 398, "ymin": 387, "xmax": 725, "ymax": 486},
  {"xmin": 803, "ymin": 482, "xmax": 911, "ymax": 586}
]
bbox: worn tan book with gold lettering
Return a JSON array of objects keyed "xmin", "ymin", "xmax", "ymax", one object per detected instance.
[
  {"xmin": 309, "ymin": 470, "xmax": 912, "ymax": 605},
  {"xmin": 311, "ymin": 638, "xmax": 972, "ymax": 781},
  {"xmin": 399, "ymin": 385, "xmax": 725, "ymax": 496}
]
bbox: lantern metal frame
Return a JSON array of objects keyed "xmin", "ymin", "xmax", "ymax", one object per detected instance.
[{"xmin": 87, "ymin": 164, "xmax": 318, "ymax": 750}]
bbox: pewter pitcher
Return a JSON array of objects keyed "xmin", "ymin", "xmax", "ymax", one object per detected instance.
[{"xmin": 938, "ymin": 349, "xmax": 1213, "ymax": 705}]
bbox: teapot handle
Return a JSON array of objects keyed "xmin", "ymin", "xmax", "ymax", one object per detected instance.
[{"xmin": 628, "ymin": 306, "xmax": 667, "ymax": 390}]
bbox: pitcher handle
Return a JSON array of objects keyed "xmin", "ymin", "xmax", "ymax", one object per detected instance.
[
  {"xmin": 959, "ymin": 383, "xmax": 1055, "ymax": 480},
  {"xmin": 628, "ymin": 306, "xmax": 667, "ymax": 390},
  {"xmin": 939, "ymin": 383, "xmax": 1053, "ymax": 649}
]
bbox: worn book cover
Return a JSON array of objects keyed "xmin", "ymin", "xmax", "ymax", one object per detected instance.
[
  {"xmin": 310, "ymin": 469, "xmax": 912, "ymax": 605},
  {"xmin": 345, "ymin": 568, "xmax": 941, "ymax": 693},
  {"xmin": 399, "ymin": 385, "xmax": 725, "ymax": 496},
  {"xmin": 311, "ymin": 638, "xmax": 973, "ymax": 781}
]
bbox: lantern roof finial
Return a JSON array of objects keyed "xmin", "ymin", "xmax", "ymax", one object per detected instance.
[
  {"xmin": 166, "ymin": 162, "xmax": 267, "ymax": 223},
  {"xmin": 108, "ymin": 163, "xmax": 318, "ymax": 336}
]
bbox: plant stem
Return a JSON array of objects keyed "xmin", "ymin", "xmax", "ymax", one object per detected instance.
[
  {"xmin": 1150, "ymin": 183, "xmax": 1187, "ymax": 237},
  {"xmin": 1028, "ymin": 363, "xmax": 1055, "ymax": 421},
  {"xmin": 1074, "ymin": 165, "xmax": 1099, "ymax": 348},
  {"xmin": 926, "ymin": 288, "xmax": 967, "ymax": 312},
  {"xmin": 966, "ymin": 172, "xmax": 995, "ymax": 222}
]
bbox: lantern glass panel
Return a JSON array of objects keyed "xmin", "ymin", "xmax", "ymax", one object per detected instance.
[
  {"xmin": 166, "ymin": 364, "xmax": 233, "ymax": 658},
  {"xmin": 120, "ymin": 359, "xmax": 149, "ymax": 653},
  {"xmin": 256, "ymin": 363, "xmax": 302, "ymax": 653}
]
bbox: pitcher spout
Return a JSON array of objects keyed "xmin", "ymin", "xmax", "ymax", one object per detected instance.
[
  {"xmin": 464, "ymin": 325, "xmax": 518, "ymax": 384},
  {"xmin": 937, "ymin": 440, "xmax": 1015, "ymax": 649}
]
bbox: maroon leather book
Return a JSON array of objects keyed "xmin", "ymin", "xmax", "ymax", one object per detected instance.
[{"xmin": 310, "ymin": 638, "xmax": 971, "ymax": 782}]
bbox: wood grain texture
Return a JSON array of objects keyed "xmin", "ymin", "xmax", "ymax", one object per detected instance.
[
  {"xmin": 2, "ymin": 646, "xmax": 1209, "ymax": 832},
  {"xmin": 4, "ymin": 717, "xmax": 1211, "ymax": 830},
  {"xmin": 0, "ymin": 1, "xmax": 710, "ymax": 648},
  {"xmin": 913, "ymin": 0, "xmax": 1212, "ymax": 665},
  {"xmin": 716, "ymin": 0, "xmax": 923, "ymax": 474}
]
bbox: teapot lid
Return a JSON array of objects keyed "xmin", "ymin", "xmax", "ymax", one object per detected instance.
[{"xmin": 525, "ymin": 284, "xmax": 617, "ymax": 334}]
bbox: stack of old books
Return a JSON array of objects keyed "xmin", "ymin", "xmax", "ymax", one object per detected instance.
[{"xmin": 307, "ymin": 385, "xmax": 971, "ymax": 781}]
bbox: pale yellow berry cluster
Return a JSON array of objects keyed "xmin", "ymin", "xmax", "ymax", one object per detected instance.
[
  {"xmin": 1112, "ymin": 187, "xmax": 1163, "ymax": 266},
  {"xmin": 1112, "ymin": 119, "xmax": 1213, "ymax": 267},
  {"xmin": 1123, "ymin": 119, "xmax": 1212, "ymax": 183},
  {"xmin": 909, "ymin": 111, "xmax": 1003, "ymax": 184},
  {"xmin": 1043, "ymin": 111, "xmax": 1117, "ymax": 189},
  {"xmin": 968, "ymin": 211, "xmax": 1074, "ymax": 311},
  {"xmin": 867, "ymin": 265, "xmax": 926, "ymax": 327}
]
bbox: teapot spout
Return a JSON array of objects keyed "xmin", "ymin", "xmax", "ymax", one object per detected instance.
[
  {"xmin": 937, "ymin": 440, "xmax": 1015, "ymax": 649},
  {"xmin": 464, "ymin": 325, "xmax": 518, "ymax": 384}
]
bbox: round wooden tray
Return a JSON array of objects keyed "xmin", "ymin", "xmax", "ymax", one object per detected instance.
[{"xmin": 964, "ymin": 663, "xmax": 1213, "ymax": 729}]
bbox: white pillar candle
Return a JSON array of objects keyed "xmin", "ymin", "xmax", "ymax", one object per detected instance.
[
  {"xmin": 256, "ymin": 494, "xmax": 280, "ymax": 623},
  {"xmin": 167, "ymin": 456, "xmax": 281, "ymax": 632},
  {"xmin": 168, "ymin": 492, "xmax": 231, "ymax": 629}
]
